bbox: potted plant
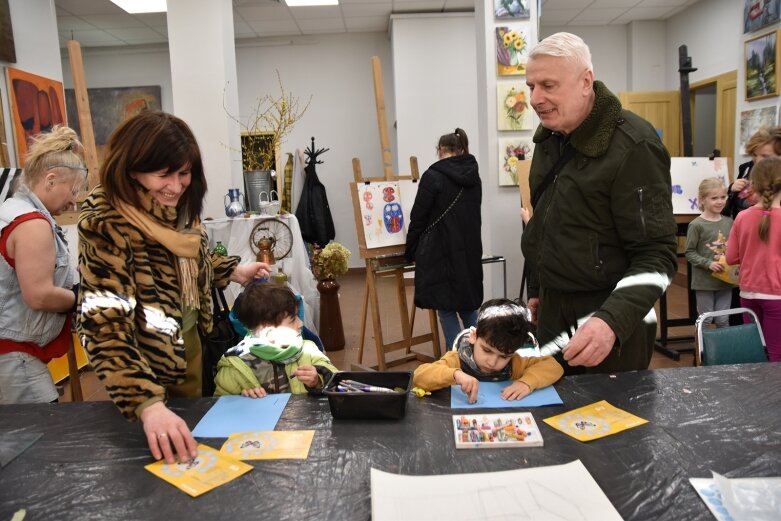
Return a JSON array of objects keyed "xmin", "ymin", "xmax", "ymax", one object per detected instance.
[
  {"xmin": 225, "ymin": 71, "xmax": 310, "ymax": 212},
  {"xmin": 311, "ymin": 242, "xmax": 351, "ymax": 351}
]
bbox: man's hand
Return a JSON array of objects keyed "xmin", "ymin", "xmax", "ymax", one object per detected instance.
[
  {"xmin": 501, "ymin": 381, "xmax": 531, "ymax": 400},
  {"xmin": 563, "ymin": 316, "xmax": 616, "ymax": 367},
  {"xmin": 454, "ymin": 370, "xmax": 479, "ymax": 403},
  {"xmin": 140, "ymin": 401, "xmax": 198, "ymax": 464}
]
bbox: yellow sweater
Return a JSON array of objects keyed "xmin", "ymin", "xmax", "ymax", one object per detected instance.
[{"xmin": 413, "ymin": 351, "xmax": 563, "ymax": 392}]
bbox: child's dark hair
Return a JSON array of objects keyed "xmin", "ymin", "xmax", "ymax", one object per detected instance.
[
  {"xmin": 750, "ymin": 156, "xmax": 781, "ymax": 243},
  {"xmin": 235, "ymin": 283, "xmax": 298, "ymax": 330},
  {"xmin": 474, "ymin": 298, "xmax": 532, "ymax": 355},
  {"xmin": 438, "ymin": 127, "xmax": 469, "ymax": 155}
]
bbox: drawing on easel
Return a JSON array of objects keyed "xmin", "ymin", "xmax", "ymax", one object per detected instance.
[
  {"xmin": 670, "ymin": 157, "xmax": 730, "ymax": 214},
  {"xmin": 356, "ymin": 180, "xmax": 418, "ymax": 249}
]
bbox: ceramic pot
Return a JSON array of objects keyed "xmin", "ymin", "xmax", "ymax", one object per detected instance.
[{"xmin": 317, "ymin": 278, "xmax": 345, "ymax": 351}]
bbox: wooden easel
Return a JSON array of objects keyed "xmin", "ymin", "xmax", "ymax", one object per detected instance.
[{"xmin": 348, "ymin": 56, "xmax": 441, "ymax": 371}]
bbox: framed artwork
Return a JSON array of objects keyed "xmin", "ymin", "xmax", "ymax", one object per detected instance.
[
  {"xmin": 739, "ymin": 106, "xmax": 778, "ymax": 154},
  {"xmin": 497, "ymin": 82, "xmax": 531, "ymax": 130},
  {"xmin": 745, "ymin": 30, "xmax": 780, "ymax": 100},
  {"xmin": 0, "ymin": 88, "xmax": 9, "ymax": 167},
  {"xmin": 0, "ymin": 0, "xmax": 15, "ymax": 63},
  {"xmin": 744, "ymin": 0, "xmax": 781, "ymax": 34},
  {"xmin": 496, "ymin": 25, "xmax": 529, "ymax": 76},
  {"xmin": 65, "ymin": 85, "xmax": 161, "ymax": 163},
  {"xmin": 494, "ymin": 0, "xmax": 530, "ymax": 20},
  {"xmin": 498, "ymin": 137, "xmax": 534, "ymax": 187},
  {"xmin": 5, "ymin": 67, "xmax": 66, "ymax": 166}
]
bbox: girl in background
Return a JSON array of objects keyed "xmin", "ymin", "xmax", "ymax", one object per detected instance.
[
  {"xmin": 685, "ymin": 178, "xmax": 734, "ymax": 328},
  {"xmin": 726, "ymin": 156, "xmax": 781, "ymax": 362}
]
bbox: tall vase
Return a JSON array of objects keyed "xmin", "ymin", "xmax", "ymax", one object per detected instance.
[{"xmin": 317, "ymin": 278, "xmax": 345, "ymax": 351}]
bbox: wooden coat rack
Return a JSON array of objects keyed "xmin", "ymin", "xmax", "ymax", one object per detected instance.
[{"xmin": 348, "ymin": 56, "xmax": 441, "ymax": 370}]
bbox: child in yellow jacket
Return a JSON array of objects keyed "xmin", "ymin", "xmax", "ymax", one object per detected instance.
[{"xmin": 413, "ymin": 299, "xmax": 563, "ymax": 403}]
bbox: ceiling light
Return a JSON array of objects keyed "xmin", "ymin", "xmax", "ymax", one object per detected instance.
[
  {"xmin": 109, "ymin": 0, "xmax": 167, "ymax": 14},
  {"xmin": 285, "ymin": 0, "xmax": 339, "ymax": 6}
]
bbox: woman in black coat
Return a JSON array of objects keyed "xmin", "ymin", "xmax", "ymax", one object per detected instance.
[
  {"xmin": 724, "ymin": 126, "xmax": 781, "ymax": 218},
  {"xmin": 405, "ymin": 128, "xmax": 482, "ymax": 350}
]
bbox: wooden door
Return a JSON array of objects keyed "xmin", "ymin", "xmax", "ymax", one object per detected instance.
[
  {"xmin": 692, "ymin": 71, "xmax": 737, "ymax": 181},
  {"xmin": 619, "ymin": 91, "xmax": 681, "ymax": 157}
]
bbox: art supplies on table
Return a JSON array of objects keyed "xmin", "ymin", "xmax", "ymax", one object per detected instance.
[
  {"xmin": 192, "ymin": 394, "xmax": 291, "ymax": 438},
  {"xmin": 452, "ymin": 412, "xmax": 543, "ymax": 449},
  {"xmin": 370, "ymin": 459, "xmax": 622, "ymax": 521},
  {"xmin": 324, "ymin": 371, "xmax": 412, "ymax": 419},
  {"xmin": 543, "ymin": 400, "xmax": 648, "ymax": 442},
  {"xmin": 690, "ymin": 472, "xmax": 781, "ymax": 521},
  {"xmin": 450, "ymin": 382, "xmax": 563, "ymax": 409},
  {"xmin": 220, "ymin": 430, "xmax": 315, "ymax": 460},
  {"xmin": 145, "ymin": 444, "xmax": 252, "ymax": 497}
]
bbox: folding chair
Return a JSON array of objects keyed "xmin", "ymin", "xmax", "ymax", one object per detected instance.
[{"xmin": 695, "ymin": 308, "xmax": 768, "ymax": 366}]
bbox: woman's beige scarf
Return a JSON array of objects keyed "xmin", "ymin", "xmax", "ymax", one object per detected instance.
[{"xmin": 115, "ymin": 200, "xmax": 202, "ymax": 310}]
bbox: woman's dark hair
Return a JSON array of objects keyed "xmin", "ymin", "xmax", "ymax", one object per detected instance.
[
  {"xmin": 235, "ymin": 283, "xmax": 299, "ymax": 330},
  {"xmin": 100, "ymin": 111, "xmax": 206, "ymax": 219},
  {"xmin": 438, "ymin": 127, "xmax": 469, "ymax": 156},
  {"xmin": 474, "ymin": 298, "xmax": 532, "ymax": 355}
]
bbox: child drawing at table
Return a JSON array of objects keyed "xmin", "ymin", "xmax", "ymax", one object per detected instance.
[
  {"xmin": 213, "ymin": 283, "xmax": 338, "ymax": 397},
  {"xmin": 685, "ymin": 177, "xmax": 734, "ymax": 328},
  {"xmin": 726, "ymin": 156, "xmax": 781, "ymax": 362},
  {"xmin": 413, "ymin": 298, "xmax": 563, "ymax": 404}
]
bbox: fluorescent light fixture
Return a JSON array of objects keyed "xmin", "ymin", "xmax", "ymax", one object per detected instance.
[
  {"xmin": 285, "ymin": 0, "xmax": 339, "ymax": 6},
  {"xmin": 109, "ymin": 0, "xmax": 167, "ymax": 14}
]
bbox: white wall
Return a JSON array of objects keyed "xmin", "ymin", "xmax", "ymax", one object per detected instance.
[{"xmin": 2, "ymin": 0, "xmax": 63, "ymax": 166}]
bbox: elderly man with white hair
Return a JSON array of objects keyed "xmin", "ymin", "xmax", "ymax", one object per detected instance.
[{"xmin": 521, "ymin": 32, "xmax": 678, "ymax": 374}]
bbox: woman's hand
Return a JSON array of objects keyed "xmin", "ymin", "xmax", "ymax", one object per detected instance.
[
  {"xmin": 230, "ymin": 262, "xmax": 271, "ymax": 285},
  {"xmin": 140, "ymin": 401, "xmax": 198, "ymax": 464},
  {"xmin": 731, "ymin": 178, "xmax": 749, "ymax": 193}
]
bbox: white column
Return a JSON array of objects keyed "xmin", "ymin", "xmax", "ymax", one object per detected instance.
[{"xmin": 167, "ymin": 0, "xmax": 242, "ymax": 220}]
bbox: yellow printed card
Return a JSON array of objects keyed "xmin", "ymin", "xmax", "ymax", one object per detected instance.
[
  {"xmin": 145, "ymin": 444, "xmax": 252, "ymax": 497},
  {"xmin": 543, "ymin": 400, "xmax": 648, "ymax": 442},
  {"xmin": 220, "ymin": 431, "xmax": 315, "ymax": 460}
]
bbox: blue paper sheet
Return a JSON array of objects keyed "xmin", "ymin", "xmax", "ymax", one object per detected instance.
[
  {"xmin": 450, "ymin": 382, "xmax": 563, "ymax": 409},
  {"xmin": 192, "ymin": 394, "xmax": 291, "ymax": 437}
]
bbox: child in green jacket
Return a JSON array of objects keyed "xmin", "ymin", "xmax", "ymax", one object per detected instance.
[{"xmin": 214, "ymin": 283, "xmax": 338, "ymax": 396}]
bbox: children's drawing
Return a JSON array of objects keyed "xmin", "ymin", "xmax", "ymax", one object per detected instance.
[
  {"xmin": 496, "ymin": 25, "xmax": 528, "ymax": 76},
  {"xmin": 357, "ymin": 181, "xmax": 418, "ymax": 249},
  {"xmin": 498, "ymin": 137, "xmax": 534, "ymax": 186},
  {"xmin": 670, "ymin": 157, "xmax": 729, "ymax": 214},
  {"xmin": 497, "ymin": 82, "xmax": 532, "ymax": 131}
]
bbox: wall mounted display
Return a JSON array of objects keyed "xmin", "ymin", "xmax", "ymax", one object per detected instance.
[
  {"xmin": 739, "ymin": 105, "xmax": 778, "ymax": 154},
  {"xmin": 745, "ymin": 30, "xmax": 780, "ymax": 101},
  {"xmin": 497, "ymin": 82, "xmax": 531, "ymax": 130},
  {"xmin": 499, "ymin": 137, "xmax": 534, "ymax": 187},
  {"xmin": 0, "ymin": 0, "xmax": 15, "ymax": 63},
  {"xmin": 496, "ymin": 25, "xmax": 529, "ymax": 76},
  {"xmin": 5, "ymin": 67, "xmax": 66, "ymax": 166},
  {"xmin": 744, "ymin": 0, "xmax": 781, "ymax": 34},
  {"xmin": 494, "ymin": 0, "xmax": 530, "ymax": 19},
  {"xmin": 65, "ymin": 85, "xmax": 161, "ymax": 163}
]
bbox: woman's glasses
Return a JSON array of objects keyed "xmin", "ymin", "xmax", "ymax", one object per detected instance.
[{"xmin": 46, "ymin": 164, "xmax": 89, "ymax": 197}]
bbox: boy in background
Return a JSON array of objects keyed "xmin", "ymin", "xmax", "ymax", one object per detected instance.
[
  {"xmin": 214, "ymin": 283, "xmax": 338, "ymax": 397},
  {"xmin": 413, "ymin": 299, "xmax": 563, "ymax": 403}
]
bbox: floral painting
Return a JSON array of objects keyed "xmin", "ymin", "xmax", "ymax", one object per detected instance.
[
  {"xmin": 496, "ymin": 25, "xmax": 528, "ymax": 76},
  {"xmin": 494, "ymin": 0, "xmax": 530, "ymax": 19},
  {"xmin": 499, "ymin": 137, "xmax": 534, "ymax": 186},
  {"xmin": 745, "ymin": 30, "xmax": 780, "ymax": 100},
  {"xmin": 497, "ymin": 82, "xmax": 531, "ymax": 131},
  {"xmin": 739, "ymin": 106, "xmax": 778, "ymax": 154}
]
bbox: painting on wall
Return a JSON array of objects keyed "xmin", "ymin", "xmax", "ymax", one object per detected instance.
[
  {"xmin": 5, "ymin": 67, "xmax": 66, "ymax": 166},
  {"xmin": 0, "ymin": 0, "xmax": 16, "ymax": 63},
  {"xmin": 497, "ymin": 82, "xmax": 532, "ymax": 131},
  {"xmin": 0, "ymin": 88, "xmax": 10, "ymax": 167},
  {"xmin": 744, "ymin": 0, "xmax": 781, "ymax": 34},
  {"xmin": 739, "ymin": 106, "xmax": 778, "ymax": 154},
  {"xmin": 499, "ymin": 137, "xmax": 534, "ymax": 187},
  {"xmin": 65, "ymin": 85, "xmax": 161, "ymax": 163},
  {"xmin": 745, "ymin": 30, "xmax": 780, "ymax": 101},
  {"xmin": 496, "ymin": 25, "xmax": 529, "ymax": 76},
  {"xmin": 494, "ymin": 0, "xmax": 530, "ymax": 19}
]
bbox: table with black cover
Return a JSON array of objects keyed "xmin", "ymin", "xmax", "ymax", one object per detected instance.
[{"xmin": 1, "ymin": 363, "xmax": 780, "ymax": 520}]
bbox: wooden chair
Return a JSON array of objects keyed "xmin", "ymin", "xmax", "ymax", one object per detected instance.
[{"xmin": 695, "ymin": 308, "xmax": 768, "ymax": 366}]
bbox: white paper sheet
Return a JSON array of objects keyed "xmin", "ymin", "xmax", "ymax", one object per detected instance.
[
  {"xmin": 371, "ymin": 459, "xmax": 622, "ymax": 521},
  {"xmin": 691, "ymin": 472, "xmax": 781, "ymax": 521}
]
